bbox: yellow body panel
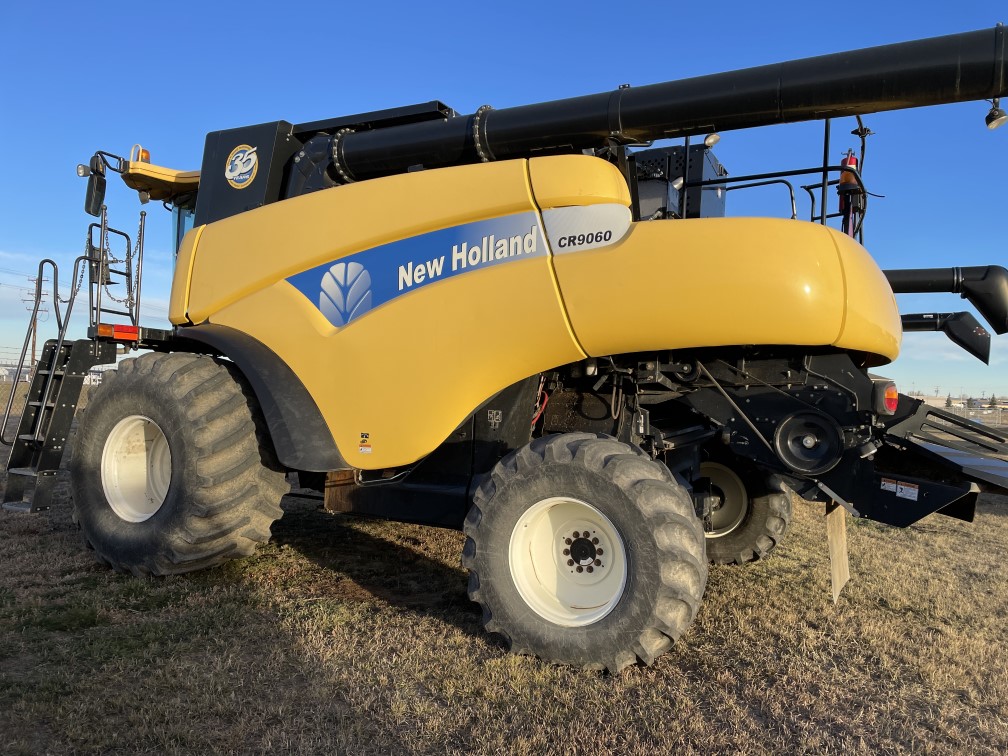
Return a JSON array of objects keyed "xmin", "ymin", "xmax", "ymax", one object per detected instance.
[
  {"xmin": 122, "ymin": 161, "xmax": 200, "ymax": 201},
  {"xmin": 552, "ymin": 218, "xmax": 901, "ymax": 361},
  {"xmin": 211, "ymin": 259, "xmax": 585, "ymax": 468},
  {"xmin": 172, "ymin": 155, "xmax": 902, "ymax": 469},
  {"xmin": 831, "ymin": 231, "xmax": 903, "ymax": 362},
  {"xmin": 185, "ymin": 160, "xmax": 539, "ymax": 324},
  {"xmin": 528, "ymin": 155, "xmax": 632, "ymax": 209},
  {"xmin": 169, "ymin": 226, "xmax": 203, "ymax": 325}
]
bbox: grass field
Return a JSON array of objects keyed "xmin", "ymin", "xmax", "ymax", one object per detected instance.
[{"xmin": 2, "ymin": 381, "xmax": 1007, "ymax": 753}]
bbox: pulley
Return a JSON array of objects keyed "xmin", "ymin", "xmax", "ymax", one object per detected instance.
[{"xmin": 773, "ymin": 411, "xmax": 843, "ymax": 475}]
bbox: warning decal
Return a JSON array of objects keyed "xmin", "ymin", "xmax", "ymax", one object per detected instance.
[{"xmin": 881, "ymin": 478, "xmax": 919, "ymax": 501}]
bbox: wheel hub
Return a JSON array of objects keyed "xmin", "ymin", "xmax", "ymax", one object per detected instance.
[
  {"xmin": 569, "ymin": 536, "xmax": 597, "ymax": 565},
  {"xmin": 100, "ymin": 415, "xmax": 171, "ymax": 523},
  {"xmin": 509, "ymin": 497, "xmax": 627, "ymax": 627},
  {"xmin": 699, "ymin": 462, "xmax": 749, "ymax": 538},
  {"xmin": 563, "ymin": 528, "xmax": 608, "ymax": 574}
]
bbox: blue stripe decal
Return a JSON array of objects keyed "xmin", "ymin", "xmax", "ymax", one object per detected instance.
[{"xmin": 286, "ymin": 211, "xmax": 546, "ymax": 328}]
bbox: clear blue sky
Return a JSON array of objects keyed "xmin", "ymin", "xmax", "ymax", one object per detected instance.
[{"xmin": 1, "ymin": 2, "xmax": 1005, "ymax": 398}]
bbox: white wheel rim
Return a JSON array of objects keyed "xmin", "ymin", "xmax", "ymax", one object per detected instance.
[
  {"xmin": 508, "ymin": 496, "xmax": 627, "ymax": 627},
  {"xmin": 700, "ymin": 462, "xmax": 748, "ymax": 538},
  {"xmin": 100, "ymin": 415, "xmax": 172, "ymax": 523}
]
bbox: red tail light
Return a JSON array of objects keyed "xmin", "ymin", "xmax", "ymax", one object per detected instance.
[
  {"xmin": 884, "ymin": 384, "xmax": 899, "ymax": 413},
  {"xmin": 96, "ymin": 323, "xmax": 140, "ymax": 342}
]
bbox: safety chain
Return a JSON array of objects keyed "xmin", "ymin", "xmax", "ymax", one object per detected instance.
[
  {"xmin": 58, "ymin": 235, "xmax": 89, "ymax": 307},
  {"xmin": 101, "ymin": 218, "xmax": 142, "ymax": 318}
]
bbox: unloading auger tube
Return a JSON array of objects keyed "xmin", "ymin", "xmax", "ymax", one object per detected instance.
[{"xmin": 331, "ymin": 25, "xmax": 1007, "ymax": 181}]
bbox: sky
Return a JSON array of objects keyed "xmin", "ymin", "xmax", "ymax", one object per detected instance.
[{"xmin": 0, "ymin": 1, "xmax": 1005, "ymax": 398}]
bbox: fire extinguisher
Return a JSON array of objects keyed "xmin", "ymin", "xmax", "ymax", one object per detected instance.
[{"xmin": 837, "ymin": 149, "xmax": 863, "ymax": 237}]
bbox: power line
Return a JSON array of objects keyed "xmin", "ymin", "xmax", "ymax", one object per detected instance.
[{"xmin": 0, "ymin": 281, "xmax": 37, "ymax": 293}]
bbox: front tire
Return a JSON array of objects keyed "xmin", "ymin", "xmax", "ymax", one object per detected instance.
[
  {"xmin": 71, "ymin": 353, "xmax": 290, "ymax": 576},
  {"xmin": 463, "ymin": 433, "xmax": 707, "ymax": 673}
]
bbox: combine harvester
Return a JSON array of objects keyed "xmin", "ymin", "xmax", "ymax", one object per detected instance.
[{"xmin": 3, "ymin": 24, "xmax": 1007, "ymax": 671}]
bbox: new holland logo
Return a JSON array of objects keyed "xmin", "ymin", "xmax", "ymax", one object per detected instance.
[
  {"xmin": 225, "ymin": 144, "xmax": 258, "ymax": 189},
  {"xmin": 320, "ymin": 261, "xmax": 373, "ymax": 327},
  {"xmin": 286, "ymin": 212, "xmax": 547, "ymax": 329}
]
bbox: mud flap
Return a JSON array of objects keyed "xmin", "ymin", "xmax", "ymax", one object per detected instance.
[{"xmin": 825, "ymin": 502, "xmax": 849, "ymax": 603}]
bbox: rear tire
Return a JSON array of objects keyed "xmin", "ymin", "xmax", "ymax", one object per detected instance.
[
  {"xmin": 463, "ymin": 433, "xmax": 707, "ymax": 673},
  {"xmin": 70, "ymin": 352, "xmax": 289, "ymax": 576},
  {"xmin": 699, "ymin": 459, "xmax": 791, "ymax": 565}
]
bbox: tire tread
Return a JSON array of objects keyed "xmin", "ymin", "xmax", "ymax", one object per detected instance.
[
  {"xmin": 71, "ymin": 352, "xmax": 289, "ymax": 576},
  {"xmin": 464, "ymin": 432, "xmax": 707, "ymax": 673}
]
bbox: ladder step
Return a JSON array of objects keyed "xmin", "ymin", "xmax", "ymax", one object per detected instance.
[
  {"xmin": 17, "ymin": 434, "xmax": 41, "ymax": 442},
  {"xmin": 27, "ymin": 400, "xmax": 56, "ymax": 408},
  {"xmin": 6, "ymin": 467, "xmax": 36, "ymax": 477},
  {"xmin": 36, "ymin": 369, "xmax": 65, "ymax": 377}
]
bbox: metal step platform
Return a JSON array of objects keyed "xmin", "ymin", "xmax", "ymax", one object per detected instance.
[{"xmin": 2, "ymin": 339, "xmax": 115, "ymax": 512}]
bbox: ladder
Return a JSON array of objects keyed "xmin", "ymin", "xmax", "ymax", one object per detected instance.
[
  {"xmin": 2, "ymin": 339, "xmax": 115, "ymax": 512},
  {"xmin": 1, "ymin": 207, "xmax": 144, "ymax": 512}
]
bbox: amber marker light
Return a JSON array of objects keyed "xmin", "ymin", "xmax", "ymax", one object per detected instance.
[{"xmin": 97, "ymin": 324, "xmax": 140, "ymax": 341}]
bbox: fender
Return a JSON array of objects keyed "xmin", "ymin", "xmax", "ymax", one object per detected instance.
[{"xmin": 177, "ymin": 323, "xmax": 347, "ymax": 471}]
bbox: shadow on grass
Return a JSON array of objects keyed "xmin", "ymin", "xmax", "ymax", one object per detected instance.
[
  {"xmin": 977, "ymin": 492, "xmax": 1008, "ymax": 514},
  {"xmin": 268, "ymin": 494, "xmax": 490, "ymax": 643}
]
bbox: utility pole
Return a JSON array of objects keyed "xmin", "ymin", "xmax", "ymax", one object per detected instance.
[{"xmin": 21, "ymin": 276, "xmax": 49, "ymax": 373}]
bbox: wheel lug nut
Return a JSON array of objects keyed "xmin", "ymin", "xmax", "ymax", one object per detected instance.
[
  {"xmin": 597, "ymin": 548, "xmax": 604, "ymax": 555},
  {"xmin": 563, "ymin": 549, "xmax": 570, "ymax": 556},
  {"xmin": 594, "ymin": 559, "xmax": 601, "ymax": 566},
  {"xmin": 567, "ymin": 559, "xmax": 574, "ymax": 566},
  {"xmin": 592, "ymin": 537, "xmax": 599, "ymax": 544},
  {"xmin": 587, "ymin": 566, "xmax": 593, "ymax": 573},
  {"xmin": 576, "ymin": 566, "xmax": 583, "ymax": 573},
  {"xmin": 565, "ymin": 538, "xmax": 572, "ymax": 545},
  {"xmin": 573, "ymin": 531, "xmax": 580, "ymax": 538}
]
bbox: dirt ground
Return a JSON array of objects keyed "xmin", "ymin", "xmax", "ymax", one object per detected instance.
[{"xmin": 1, "ymin": 380, "xmax": 1007, "ymax": 754}]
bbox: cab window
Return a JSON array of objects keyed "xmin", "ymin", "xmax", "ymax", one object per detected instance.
[{"xmin": 172, "ymin": 204, "xmax": 196, "ymax": 254}]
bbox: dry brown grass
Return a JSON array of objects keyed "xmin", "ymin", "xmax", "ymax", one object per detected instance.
[{"xmin": 1, "ymin": 414, "xmax": 1007, "ymax": 753}]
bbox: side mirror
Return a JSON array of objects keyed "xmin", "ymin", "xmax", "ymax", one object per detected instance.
[
  {"xmin": 84, "ymin": 172, "xmax": 106, "ymax": 217},
  {"xmin": 84, "ymin": 155, "xmax": 106, "ymax": 217}
]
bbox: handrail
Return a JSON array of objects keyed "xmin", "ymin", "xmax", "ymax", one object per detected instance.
[
  {"xmin": 684, "ymin": 164, "xmax": 864, "ymax": 230},
  {"xmin": 724, "ymin": 179, "xmax": 798, "ymax": 220},
  {"xmin": 1, "ymin": 254, "xmax": 92, "ymax": 445},
  {"xmin": 2, "ymin": 203, "xmax": 146, "ymax": 448}
]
